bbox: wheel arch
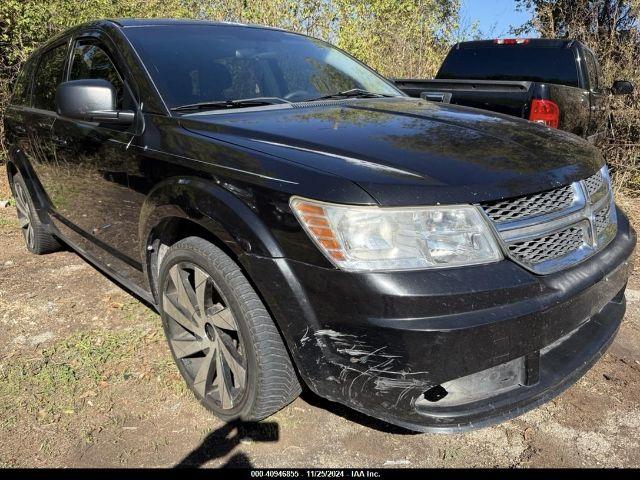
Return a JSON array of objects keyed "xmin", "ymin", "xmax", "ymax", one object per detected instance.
[
  {"xmin": 6, "ymin": 158, "xmax": 19, "ymax": 185},
  {"xmin": 140, "ymin": 176, "xmax": 285, "ymax": 301},
  {"xmin": 5, "ymin": 148, "xmax": 51, "ymax": 224}
]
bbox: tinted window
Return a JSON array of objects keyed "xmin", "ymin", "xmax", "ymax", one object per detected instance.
[
  {"xmin": 125, "ymin": 25, "xmax": 401, "ymax": 108},
  {"xmin": 11, "ymin": 61, "xmax": 33, "ymax": 106},
  {"xmin": 33, "ymin": 44, "xmax": 68, "ymax": 111},
  {"xmin": 437, "ymin": 47, "xmax": 580, "ymax": 88},
  {"xmin": 583, "ymin": 48, "xmax": 600, "ymax": 91},
  {"xmin": 70, "ymin": 41, "xmax": 128, "ymax": 109}
]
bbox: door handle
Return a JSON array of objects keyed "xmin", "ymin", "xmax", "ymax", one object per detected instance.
[{"xmin": 420, "ymin": 91, "xmax": 452, "ymax": 103}]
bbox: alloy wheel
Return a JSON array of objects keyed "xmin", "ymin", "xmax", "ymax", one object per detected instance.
[
  {"xmin": 162, "ymin": 262, "xmax": 247, "ymax": 410},
  {"xmin": 14, "ymin": 183, "xmax": 34, "ymax": 250}
]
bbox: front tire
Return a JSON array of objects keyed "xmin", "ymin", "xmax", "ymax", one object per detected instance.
[
  {"xmin": 11, "ymin": 172, "xmax": 61, "ymax": 254},
  {"xmin": 158, "ymin": 236, "xmax": 301, "ymax": 421}
]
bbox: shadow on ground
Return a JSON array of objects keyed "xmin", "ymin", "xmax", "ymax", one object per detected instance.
[{"xmin": 175, "ymin": 420, "xmax": 279, "ymax": 468}]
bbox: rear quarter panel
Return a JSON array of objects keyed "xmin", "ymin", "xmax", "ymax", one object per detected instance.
[{"xmin": 547, "ymin": 83, "xmax": 591, "ymax": 138}]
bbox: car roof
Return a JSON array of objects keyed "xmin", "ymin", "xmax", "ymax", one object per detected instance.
[
  {"xmin": 109, "ymin": 18, "xmax": 285, "ymax": 32},
  {"xmin": 28, "ymin": 18, "xmax": 291, "ymax": 58}
]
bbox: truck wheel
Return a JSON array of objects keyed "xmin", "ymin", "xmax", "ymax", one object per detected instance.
[
  {"xmin": 158, "ymin": 236, "xmax": 301, "ymax": 421},
  {"xmin": 11, "ymin": 172, "xmax": 61, "ymax": 254}
]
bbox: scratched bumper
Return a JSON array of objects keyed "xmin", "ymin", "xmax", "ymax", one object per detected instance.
[{"xmin": 242, "ymin": 209, "xmax": 636, "ymax": 432}]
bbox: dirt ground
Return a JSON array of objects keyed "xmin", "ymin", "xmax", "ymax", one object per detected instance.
[{"xmin": 0, "ymin": 164, "xmax": 639, "ymax": 468}]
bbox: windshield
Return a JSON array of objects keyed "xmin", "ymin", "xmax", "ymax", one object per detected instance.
[
  {"xmin": 125, "ymin": 25, "xmax": 402, "ymax": 109},
  {"xmin": 437, "ymin": 47, "xmax": 579, "ymax": 87}
]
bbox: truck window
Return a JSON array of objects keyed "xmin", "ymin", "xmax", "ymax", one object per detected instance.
[
  {"xmin": 437, "ymin": 47, "xmax": 580, "ymax": 88},
  {"xmin": 33, "ymin": 44, "xmax": 68, "ymax": 111},
  {"xmin": 583, "ymin": 48, "xmax": 600, "ymax": 92}
]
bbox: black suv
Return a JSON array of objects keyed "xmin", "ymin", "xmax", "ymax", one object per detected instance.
[{"xmin": 3, "ymin": 19, "xmax": 636, "ymax": 433}]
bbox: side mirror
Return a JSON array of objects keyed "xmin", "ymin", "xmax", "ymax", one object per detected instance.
[
  {"xmin": 56, "ymin": 79, "xmax": 135, "ymax": 125},
  {"xmin": 611, "ymin": 80, "xmax": 634, "ymax": 95}
]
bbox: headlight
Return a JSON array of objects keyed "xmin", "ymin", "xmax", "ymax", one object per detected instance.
[{"xmin": 290, "ymin": 197, "xmax": 503, "ymax": 272}]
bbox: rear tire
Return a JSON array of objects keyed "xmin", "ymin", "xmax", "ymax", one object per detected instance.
[
  {"xmin": 158, "ymin": 236, "xmax": 301, "ymax": 421},
  {"xmin": 11, "ymin": 172, "xmax": 61, "ymax": 254}
]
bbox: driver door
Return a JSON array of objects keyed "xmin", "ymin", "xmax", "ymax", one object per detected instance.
[{"xmin": 50, "ymin": 35, "xmax": 143, "ymax": 274}]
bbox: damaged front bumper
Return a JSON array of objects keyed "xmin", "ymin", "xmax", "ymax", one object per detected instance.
[{"xmin": 243, "ymin": 209, "xmax": 636, "ymax": 432}]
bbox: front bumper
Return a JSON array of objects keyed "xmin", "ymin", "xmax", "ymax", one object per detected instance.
[{"xmin": 242, "ymin": 208, "xmax": 636, "ymax": 432}]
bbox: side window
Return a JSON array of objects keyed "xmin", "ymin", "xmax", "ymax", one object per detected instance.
[
  {"xmin": 11, "ymin": 60, "xmax": 33, "ymax": 106},
  {"xmin": 69, "ymin": 40, "xmax": 130, "ymax": 110},
  {"xmin": 33, "ymin": 44, "xmax": 68, "ymax": 111},
  {"xmin": 584, "ymin": 49, "xmax": 600, "ymax": 92}
]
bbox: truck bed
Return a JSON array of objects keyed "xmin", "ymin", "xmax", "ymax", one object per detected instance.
[
  {"xmin": 393, "ymin": 78, "xmax": 592, "ymax": 138},
  {"xmin": 393, "ymin": 78, "xmax": 535, "ymax": 118}
]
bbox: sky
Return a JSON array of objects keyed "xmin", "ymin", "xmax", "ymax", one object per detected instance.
[{"xmin": 460, "ymin": 0, "xmax": 535, "ymax": 38}]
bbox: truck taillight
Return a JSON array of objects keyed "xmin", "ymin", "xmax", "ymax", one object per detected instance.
[{"xmin": 528, "ymin": 99, "xmax": 559, "ymax": 128}]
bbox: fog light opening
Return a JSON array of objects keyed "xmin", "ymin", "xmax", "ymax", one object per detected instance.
[{"xmin": 424, "ymin": 385, "xmax": 448, "ymax": 402}]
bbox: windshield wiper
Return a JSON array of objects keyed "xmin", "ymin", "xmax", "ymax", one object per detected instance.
[
  {"xmin": 308, "ymin": 88, "xmax": 397, "ymax": 102},
  {"xmin": 171, "ymin": 97, "xmax": 289, "ymax": 112}
]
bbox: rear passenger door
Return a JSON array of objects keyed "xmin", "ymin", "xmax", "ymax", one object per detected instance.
[
  {"xmin": 28, "ymin": 41, "xmax": 71, "ymax": 210},
  {"xmin": 50, "ymin": 34, "xmax": 144, "ymax": 281},
  {"xmin": 4, "ymin": 57, "xmax": 37, "ymax": 183}
]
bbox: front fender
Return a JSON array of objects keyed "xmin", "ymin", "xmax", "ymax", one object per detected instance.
[{"xmin": 139, "ymin": 175, "xmax": 285, "ymax": 266}]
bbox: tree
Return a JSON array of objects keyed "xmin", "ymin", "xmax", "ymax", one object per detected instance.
[
  {"xmin": 334, "ymin": 0, "xmax": 460, "ymax": 79},
  {"xmin": 514, "ymin": 0, "xmax": 638, "ymax": 37}
]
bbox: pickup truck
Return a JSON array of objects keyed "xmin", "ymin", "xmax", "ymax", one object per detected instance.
[
  {"xmin": 4, "ymin": 20, "xmax": 636, "ymax": 433},
  {"xmin": 394, "ymin": 39, "xmax": 634, "ymax": 141}
]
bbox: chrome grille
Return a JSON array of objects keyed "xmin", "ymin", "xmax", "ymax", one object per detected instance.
[
  {"xmin": 584, "ymin": 170, "xmax": 607, "ymax": 204},
  {"xmin": 481, "ymin": 166, "xmax": 617, "ymax": 274},
  {"xmin": 507, "ymin": 226, "xmax": 584, "ymax": 264},
  {"xmin": 482, "ymin": 185, "xmax": 574, "ymax": 223},
  {"xmin": 584, "ymin": 170, "xmax": 605, "ymax": 197},
  {"xmin": 594, "ymin": 204, "xmax": 611, "ymax": 235}
]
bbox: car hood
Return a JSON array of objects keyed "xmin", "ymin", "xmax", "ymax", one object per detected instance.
[{"xmin": 180, "ymin": 97, "xmax": 603, "ymax": 205}]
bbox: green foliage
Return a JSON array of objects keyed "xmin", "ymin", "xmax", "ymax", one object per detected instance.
[
  {"xmin": 334, "ymin": 0, "xmax": 460, "ymax": 78},
  {"xmin": 0, "ymin": 329, "xmax": 150, "ymax": 419},
  {"xmin": 1, "ymin": 0, "xmax": 191, "ymax": 66}
]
